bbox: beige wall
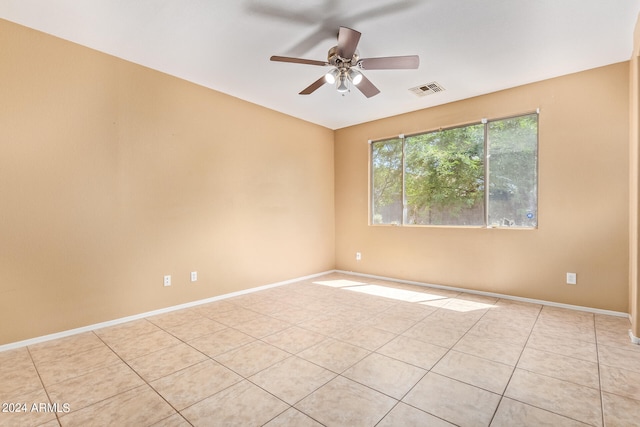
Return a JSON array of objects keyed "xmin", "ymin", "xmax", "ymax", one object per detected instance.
[
  {"xmin": 630, "ymin": 14, "xmax": 640, "ymax": 338},
  {"xmin": 335, "ymin": 62, "xmax": 630, "ymax": 312},
  {"xmin": 0, "ymin": 20, "xmax": 335, "ymax": 345}
]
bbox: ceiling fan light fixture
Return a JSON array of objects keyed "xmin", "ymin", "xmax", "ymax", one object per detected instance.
[
  {"xmin": 337, "ymin": 74, "xmax": 349, "ymax": 93},
  {"xmin": 325, "ymin": 68, "xmax": 339, "ymax": 84},
  {"xmin": 348, "ymin": 68, "xmax": 363, "ymax": 85}
]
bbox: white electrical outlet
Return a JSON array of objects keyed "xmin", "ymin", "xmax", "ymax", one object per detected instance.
[
  {"xmin": 190, "ymin": 271, "xmax": 197, "ymax": 282},
  {"xmin": 566, "ymin": 272, "xmax": 577, "ymax": 285},
  {"xmin": 356, "ymin": 252, "xmax": 362, "ymax": 261},
  {"xmin": 164, "ymin": 275, "xmax": 171, "ymax": 287}
]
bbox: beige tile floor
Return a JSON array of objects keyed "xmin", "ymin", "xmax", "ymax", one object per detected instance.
[{"xmin": 2, "ymin": 272, "xmax": 640, "ymax": 426}]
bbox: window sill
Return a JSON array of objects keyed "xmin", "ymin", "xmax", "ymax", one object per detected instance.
[{"xmin": 369, "ymin": 223, "xmax": 537, "ymax": 230}]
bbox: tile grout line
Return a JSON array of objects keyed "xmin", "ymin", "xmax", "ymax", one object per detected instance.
[
  {"xmin": 156, "ymin": 304, "xmax": 331, "ymax": 425},
  {"xmin": 147, "ymin": 319, "xmax": 283, "ymax": 424},
  {"xmin": 595, "ymin": 315, "xmax": 605, "ymax": 427},
  {"xmin": 186, "ymin": 302, "xmax": 337, "ymax": 427},
  {"xmin": 423, "ymin": 297, "xmax": 519, "ymax": 425},
  {"xmin": 92, "ymin": 327, "xmax": 196, "ymax": 427},
  {"xmin": 486, "ymin": 301, "xmax": 543, "ymax": 426},
  {"xmin": 25, "ymin": 345, "xmax": 62, "ymax": 427},
  {"xmin": 378, "ymin": 294, "xmax": 498, "ymax": 424},
  {"xmin": 492, "ymin": 310, "xmax": 605, "ymax": 427}
]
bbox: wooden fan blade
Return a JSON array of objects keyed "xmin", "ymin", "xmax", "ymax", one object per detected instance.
[
  {"xmin": 299, "ymin": 75, "xmax": 327, "ymax": 95},
  {"xmin": 270, "ymin": 56, "xmax": 328, "ymax": 67},
  {"xmin": 337, "ymin": 27, "xmax": 361, "ymax": 60},
  {"xmin": 354, "ymin": 74, "xmax": 380, "ymax": 98},
  {"xmin": 358, "ymin": 55, "xmax": 420, "ymax": 70}
]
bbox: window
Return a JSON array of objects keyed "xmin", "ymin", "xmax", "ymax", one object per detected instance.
[{"xmin": 371, "ymin": 113, "xmax": 538, "ymax": 228}]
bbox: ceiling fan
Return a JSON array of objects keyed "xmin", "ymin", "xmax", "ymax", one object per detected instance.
[{"xmin": 270, "ymin": 26, "xmax": 419, "ymax": 98}]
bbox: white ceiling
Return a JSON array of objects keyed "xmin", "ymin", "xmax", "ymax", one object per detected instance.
[{"xmin": 1, "ymin": 0, "xmax": 639, "ymax": 129}]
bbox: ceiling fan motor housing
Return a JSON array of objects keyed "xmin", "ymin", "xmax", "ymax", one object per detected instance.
[{"xmin": 328, "ymin": 46, "xmax": 359, "ymax": 68}]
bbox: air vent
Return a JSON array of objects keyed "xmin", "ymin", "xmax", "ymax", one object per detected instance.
[{"xmin": 409, "ymin": 82, "xmax": 445, "ymax": 97}]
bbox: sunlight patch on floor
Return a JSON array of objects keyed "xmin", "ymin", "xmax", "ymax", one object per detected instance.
[
  {"xmin": 312, "ymin": 279, "xmax": 496, "ymax": 312},
  {"xmin": 441, "ymin": 299, "xmax": 495, "ymax": 312},
  {"xmin": 343, "ymin": 284, "xmax": 448, "ymax": 304},
  {"xmin": 313, "ymin": 279, "xmax": 367, "ymax": 288}
]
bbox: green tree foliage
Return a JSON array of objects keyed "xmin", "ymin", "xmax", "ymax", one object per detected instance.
[{"xmin": 405, "ymin": 124, "xmax": 484, "ymax": 225}]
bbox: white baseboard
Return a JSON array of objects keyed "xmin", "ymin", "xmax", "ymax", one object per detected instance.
[
  {"xmin": 0, "ymin": 270, "xmax": 334, "ymax": 353},
  {"xmin": 336, "ymin": 270, "xmax": 630, "ymax": 318},
  {"xmin": 2, "ymin": 268, "xmax": 635, "ymax": 352}
]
